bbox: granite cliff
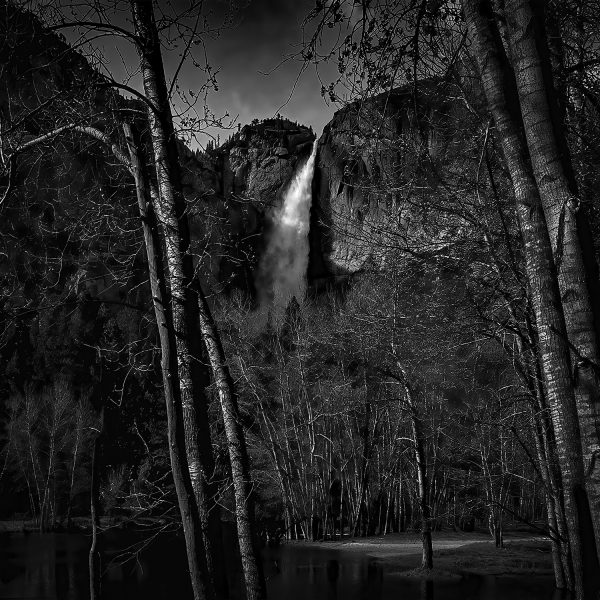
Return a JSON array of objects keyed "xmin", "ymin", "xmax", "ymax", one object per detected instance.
[
  {"xmin": 311, "ymin": 80, "xmax": 473, "ymax": 276},
  {"xmin": 2, "ymin": 0, "xmax": 473, "ymax": 302}
]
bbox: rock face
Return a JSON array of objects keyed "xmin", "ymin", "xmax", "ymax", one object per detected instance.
[
  {"xmin": 217, "ymin": 120, "xmax": 315, "ymax": 205},
  {"xmin": 3, "ymin": 0, "xmax": 470, "ymax": 298},
  {"xmin": 181, "ymin": 120, "xmax": 316, "ymax": 292},
  {"xmin": 191, "ymin": 82, "xmax": 470, "ymax": 289},
  {"xmin": 312, "ymin": 80, "xmax": 468, "ymax": 275},
  {"xmin": 0, "ymin": 0, "xmax": 317, "ymax": 298},
  {"xmin": 0, "ymin": 1, "xmax": 137, "ymax": 308}
]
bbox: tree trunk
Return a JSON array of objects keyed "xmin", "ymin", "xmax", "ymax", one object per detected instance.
[
  {"xmin": 352, "ymin": 388, "xmax": 371, "ymax": 538},
  {"xmin": 504, "ymin": 0, "xmax": 600, "ymax": 547},
  {"xmin": 530, "ymin": 325, "xmax": 572, "ymax": 588},
  {"xmin": 462, "ymin": 1, "xmax": 599, "ymax": 596},
  {"xmin": 196, "ymin": 290, "xmax": 267, "ymax": 600},
  {"xmin": 123, "ymin": 121, "xmax": 215, "ymax": 600},
  {"xmin": 89, "ymin": 408, "xmax": 103, "ymax": 600},
  {"xmin": 404, "ymin": 382, "xmax": 433, "ymax": 570},
  {"xmin": 530, "ymin": 382, "xmax": 568, "ymax": 588},
  {"xmin": 67, "ymin": 405, "xmax": 82, "ymax": 529},
  {"xmin": 129, "ymin": 2, "xmax": 226, "ymax": 598}
]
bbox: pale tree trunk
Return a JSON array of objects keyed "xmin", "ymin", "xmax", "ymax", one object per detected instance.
[
  {"xmin": 530, "ymin": 320, "xmax": 572, "ymax": 589},
  {"xmin": 196, "ymin": 290, "xmax": 267, "ymax": 600},
  {"xmin": 403, "ymin": 380, "xmax": 433, "ymax": 570},
  {"xmin": 504, "ymin": 0, "xmax": 600, "ymax": 546},
  {"xmin": 530, "ymin": 377, "xmax": 567, "ymax": 588},
  {"xmin": 258, "ymin": 407, "xmax": 292, "ymax": 539},
  {"xmin": 523, "ymin": 307, "xmax": 571, "ymax": 587},
  {"xmin": 462, "ymin": 1, "xmax": 599, "ymax": 597},
  {"xmin": 353, "ymin": 384, "xmax": 371, "ymax": 538},
  {"xmin": 123, "ymin": 121, "xmax": 215, "ymax": 600},
  {"xmin": 66, "ymin": 402, "xmax": 83, "ymax": 529},
  {"xmin": 89, "ymin": 408, "xmax": 103, "ymax": 600},
  {"xmin": 387, "ymin": 362, "xmax": 433, "ymax": 569},
  {"xmin": 515, "ymin": 315, "xmax": 569, "ymax": 587},
  {"xmin": 24, "ymin": 392, "xmax": 42, "ymax": 528},
  {"xmin": 129, "ymin": 2, "xmax": 226, "ymax": 598}
]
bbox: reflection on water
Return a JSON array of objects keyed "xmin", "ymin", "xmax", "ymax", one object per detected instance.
[
  {"xmin": 0, "ymin": 532, "xmax": 565, "ymax": 600},
  {"xmin": 0, "ymin": 532, "xmax": 86, "ymax": 600},
  {"xmin": 262, "ymin": 545, "xmax": 563, "ymax": 600}
]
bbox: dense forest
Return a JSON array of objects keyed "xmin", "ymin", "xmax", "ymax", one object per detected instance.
[{"xmin": 1, "ymin": 0, "xmax": 600, "ymax": 599}]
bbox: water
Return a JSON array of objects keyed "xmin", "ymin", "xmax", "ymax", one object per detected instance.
[
  {"xmin": 256, "ymin": 141, "xmax": 318, "ymax": 324},
  {"xmin": 0, "ymin": 531, "xmax": 562, "ymax": 600}
]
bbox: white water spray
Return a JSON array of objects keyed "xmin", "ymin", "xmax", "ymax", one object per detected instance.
[{"xmin": 256, "ymin": 141, "xmax": 318, "ymax": 326}]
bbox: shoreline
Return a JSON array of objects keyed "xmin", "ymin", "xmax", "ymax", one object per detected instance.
[
  {"xmin": 0, "ymin": 516, "xmax": 150, "ymax": 534},
  {"xmin": 282, "ymin": 530, "xmax": 555, "ymax": 580},
  {"xmin": 1, "ymin": 520, "xmax": 555, "ymax": 581}
]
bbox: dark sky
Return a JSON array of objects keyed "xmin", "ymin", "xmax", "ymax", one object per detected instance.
[
  {"xmin": 201, "ymin": 0, "xmax": 337, "ymax": 139},
  {"xmin": 77, "ymin": 0, "xmax": 339, "ymax": 147},
  {"xmin": 44, "ymin": 0, "xmax": 339, "ymax": 148}
]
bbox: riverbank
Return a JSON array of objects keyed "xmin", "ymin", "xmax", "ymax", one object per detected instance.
[
  {"xmin": 1, "ymin": 528, "xmax": 557, "ymax": 600},
  {"xmin": 291, "ymin": 530, "xmax": 554, "ymax": 579},
  {"xmin": 0, "ymin": 516, "xmax": 146, "ymax": 533},
  {"xmin": 0, "ymin": 518, "xmax": 553, "ymax": 580}
]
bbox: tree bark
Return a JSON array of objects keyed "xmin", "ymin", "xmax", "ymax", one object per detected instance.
[
  {"xmin": 129, "ymin": 2, "xmax": 226, "ymax": 598},
  {"xmin": 352, "ymin": 384, "xmax": 371, "ymax": 538},
  {"xmin": 196, "ymin": 289, "xmax": 267, "ymax": 600},
  {"xmin": 123, "ymin": 121, "xmax": 215, "ymax": 600},
  {"xmin": 462, "ymin": 1, "xmax": 599, "ymax": 596},
  {"xmin": 89, "ymin": 408, "xmax": 103, "ymax": 600},
  {"xmin": 504, "ymin": 0, "xmax": 600, "ymax": 547},
  {"xmin": 404, "ymin": 381, "xmax": 433, "ymax": 570},
  {"xmin": 530, "ymin": 378, "xmax": 568, "ymax": 588},
  {"xmin": 388, "ymin": 362, "xmax": 433, "ymax": 569},
  {"xmin": 66, "ymin": 403, "xmax": 83, "ymax": 529}
]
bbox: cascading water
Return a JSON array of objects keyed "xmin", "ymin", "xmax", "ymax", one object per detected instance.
[{"xmin": 255, "ymin": 140, "xmax": 318, "ymax": 326}]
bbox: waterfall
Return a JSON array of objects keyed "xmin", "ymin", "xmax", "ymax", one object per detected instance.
[{"xmin": 255, "ymin": 141, "xmax": 318, "ymax": 326}]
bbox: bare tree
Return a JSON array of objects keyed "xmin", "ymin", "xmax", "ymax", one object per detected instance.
[
  {"xmin": 462, "ymin": 2, "xmax": 599, "ymax": 596},
  {"xmin": 1, "ymin": 2, "xmax": 266, "ymax": 597}
]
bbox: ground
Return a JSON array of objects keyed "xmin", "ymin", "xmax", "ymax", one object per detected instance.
[{"xmin": 295, "ymin": 530, "xmax": 554, "ymax": 579}]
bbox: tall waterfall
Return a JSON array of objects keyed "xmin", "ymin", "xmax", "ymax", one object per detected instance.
[{"xmin": 256, "ymin": 141, "xmax": 318, "ymax": 326}]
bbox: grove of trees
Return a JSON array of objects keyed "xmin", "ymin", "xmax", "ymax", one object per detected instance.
[{"xmin": 1, "ymin": 1, "xmax": 600, "ymax": 600}]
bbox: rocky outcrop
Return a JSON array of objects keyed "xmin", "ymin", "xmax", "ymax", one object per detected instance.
[
  {"xmin": 181, "ymin": 120, "xmax": 316, "ymax": 292},
  {"xmin": 188, "ymin": 82, "xmax": 471, "ymax": 288},
  {"xmin": 312, "ymin": 80, "xmax": 471, "ymax": 275},
  {"xmin": 216, "ymin": 120, "xmax": 315, "ymax": 205},
  {"xmin": 3, "ymin": 0, "xmax": 473, "ymax": 298},
  {"xmin": 0, "ymin": 1, "xmax": 138, "ymax": 309}
]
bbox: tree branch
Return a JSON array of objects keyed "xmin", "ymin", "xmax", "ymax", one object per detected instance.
[
  {"xmin": 49, "ymin": 21, "xmax": 139, "ymax": 43},
  {"xmin": 96, "ymin": 80, "xmax": 160, "ymax": 115},
  {"xmin": 0, "ymin": 155, "xmax": 16, "ymax": 208},
  {"xmin": 8, "ymin": 124, "xmax": 132, "ymax": 172}
]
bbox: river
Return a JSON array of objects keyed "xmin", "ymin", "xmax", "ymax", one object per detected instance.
[{"xmin": 0, "ymin": 531, "xmax": 564, "ymax": 599}]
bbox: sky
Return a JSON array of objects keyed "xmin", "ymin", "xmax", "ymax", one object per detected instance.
[
  {"xmin": 30, "ymin": 0, "xmax": 341, "ymax": 148},
  {"xmin": 198, "ymin": 0, "xmax": 338, "ymax": 141},
  {"xmin": 49, "ymin": 0, "xmax": 341, "ymax": 148}
]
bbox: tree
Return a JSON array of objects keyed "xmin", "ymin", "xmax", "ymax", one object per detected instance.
[
  {"xmin": 130, "ymin": 2, "xmax": 265, "ymax": 596},
  {"xmin": 303, "ymin": 0, "xmax": 600, "ymax": 594},
  {"xmin": 502, "ymin": 0, "xmax": 600, "ymax": 545},
  {"xmin": 461, "ymin": 1, "xmax": 599, "ymax": 596},
  {"xmin": 1, "ymin": 380, "xmax": 98, "ymax": 531},
  {"xmin": 1, "ymin": 2, "xmax": 265, "ymax": 598}
]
